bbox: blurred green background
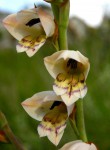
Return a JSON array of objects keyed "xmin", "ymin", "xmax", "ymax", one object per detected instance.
[{"xmin": 0, "ymin": 10, "xmax": 110, "ymax": 150}]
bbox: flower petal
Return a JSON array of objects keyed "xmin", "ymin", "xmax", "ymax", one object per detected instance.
[
  {"xmin": 48, "ymin": 130, "xmax": 65, "ymax": 146},
  {"xmin": 53, "ymin": 73, "xmax": 87, "ymax": 106},
  {"xmin": 67, "ymin": 104, "xmax": 74, "ymax": 116},
  {"xmin": 44, "ymin": 50, "xmax": 90, "ymax": 79},
  {"xmin": 61, "ymin": 93, "xmax": 79, "ymax": 106},
  {"xmin": 16, "ymin": 35, "xmax": 46, "ymax": 57},
  {"xmin": 2, "ymin": 14, "xmax": 23, "ymax": 40},
  {"xmin": 37, "ymin": 7, "xmax": 55, "ymax": 37},
  {"xmin": 59, "ymin": 140, "xmax": 97, "ymax": 150},
  {"xmin": 37, "ymin": 103, "xmax": 67, "ymax": 145},
  {"xmin": 21, "ymin": 91, "xmax": 61, "ymax": 121}
]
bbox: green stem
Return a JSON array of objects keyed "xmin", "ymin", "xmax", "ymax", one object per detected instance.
[
  {"xmin": 69, "ymin": 119, "xmax": 80, "ymax": 138},
  {"xmin": 0, "ymin": 111, "xmax": 27, "ymax": 150},
  {"xmin": 51, "ymin": 4, "xmax": 59, "ymax": 23},
  {"xmin": 76, "ymin": 100, "xmax": 88, "ymax": 142},
  {"xmin": 58, "ymin": 0, "xmax": 70, "ymax": 50},
  {"xmin": 58, "ymin": 26, "xmax": 68, "ymax": 49}
]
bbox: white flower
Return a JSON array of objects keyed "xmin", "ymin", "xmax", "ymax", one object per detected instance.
[
  {"xmin": 3, "ymin": 7, "xmax": 55, "ymax": 57},
  {"xmin": 59, "ymin": 140, "xmax": 97, "ymax": 150},
  {"xmin": 44, "ymin": 50, "xmax": 90, "ymax": 106},
  {"xmin": 21, "ymin": 91, "xmax": 74, "ymax": 146}
]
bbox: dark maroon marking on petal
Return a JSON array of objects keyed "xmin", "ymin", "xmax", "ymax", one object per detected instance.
[
  {"xmin": 67, "ymin": 85, "xmax": 87, "ymax": 96},
  {"xmin": 56, "ymin": 73, "xmax": 66, "ymax": 82},
  {"xmin": 67, "ymin": 59, "xmax": 77, "ymax": 69},
  {"xmin": 69, "ymin": 85, "xmax": 72, "ymax": 97},
  {"xmin": 39, "ymin": 124, "xmax": 53, "ymax": 132},
  {"xmin": 34, "ymin": 41, "xmax": 45, "ymax": 47},
  {"xmin": 17, "ymin": 43, "xmax": 36, "ymax": 52},
  {"xmin": 55, "ymin": 123, "xmax": 66, "ymax": 135},
  {"xmin": 53, "ymin": 83, "xmax": 68, "ymax": 90},
  {"xmin": 80, "ymin": 79, "xmax": 85, "ymax": 83},
  {"xmin": 26, "ymin": 18, "xmax": 40, "ymax": 27},
  {"xmin": 50, "ymin": 101, "xmax": 62, "ymax": 110}
]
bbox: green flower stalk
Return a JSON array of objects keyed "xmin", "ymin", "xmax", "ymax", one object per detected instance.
[{"xmin": 58, "ymin": 0, "xmax": 70, "ymax": 49}]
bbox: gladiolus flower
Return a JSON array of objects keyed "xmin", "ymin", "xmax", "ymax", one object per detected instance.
[
  {"xmin": 21, "ymin": 91, "xmax": 74, "ymax": 146},
  {"xmin": 3, "ymin": 7, "xmax": 55, "ymax": 57},
  {"xmin": 59, "ymin": 140, "xmax": 97, "ymax": 150},
  {"xmin": 44, "ymin": 50, "xmax": 90, "ymax": 106}
]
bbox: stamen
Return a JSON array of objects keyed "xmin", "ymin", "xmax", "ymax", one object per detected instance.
[
  {"xmin": 67, "ymin": 59, "xmax": 77, "ymax": 69},
  {"xmin": 26, "ymin": 18, "xmax": 40, "ymax": 27},
  {"xmin": 50, "ymin": 101, "xmax": 61, "ymax": 110}
]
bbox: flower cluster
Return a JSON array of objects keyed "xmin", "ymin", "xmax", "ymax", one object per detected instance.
[{"xmin": 3, "ymin": 3, "xmax": 97, "ymax": 150}]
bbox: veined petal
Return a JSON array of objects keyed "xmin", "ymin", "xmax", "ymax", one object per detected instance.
[
  {"xmin": 73, "ymin": 82, "xmax": 87, "ymax": 98},
  {"xmin": 61, "ymin": 93, "xmax": 79, "ymax": 106},
  {"xmin": 53, "ymin": 73, "xmax": 87, "ymax": 106},
  {"xmin": 37, "ymin": 103, "xmax": 67, "ymax": 145},
  {"xmin": 37, "ymin": 7, "xmax": 55, "ymax": 37},
  {"xmin": 59, "ymin": 140, "xmax": 97, "ymax": 150},
  {"xmin": 48, "ymin": 130, "xmax": 65, "ymax": 146},
  {"xmin": 53, "ymin": 73, "xmax": 69, "ymax": 95},
  {"xmin": 21, "ymin": 91, "xmax": 61, "ymax": 121},
  {"xmin": 16, "ymin": 35, "xmax": 46, "ymax": 57}
]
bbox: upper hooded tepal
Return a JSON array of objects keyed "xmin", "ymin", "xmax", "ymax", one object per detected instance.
[
  {"xmin": 44, "ymin": 50, "xmax": 90, "ymax": 106},
  {"xmin": 3, "ymin": 7, "xmax": 55, "ymax": 57}
]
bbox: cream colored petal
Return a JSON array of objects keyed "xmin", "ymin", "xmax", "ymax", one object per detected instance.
[
  {"xmin": 53, "ymin": 73, "xmax": 70, "ymax": 96},
  {"xmin": 44, "ymin": 51, "xmax": 66, "ymax": 79},
  {"xmin": 16, "ymin": 43, "xmax": 28, "ymax": 52},
  {"xmin": 16, "ymin": 8, "xmax": 38, "ymax": 23},
  {"xmin": 37, "ymin": 120, "xmax": 66, "ymax": 146},
  {"xmin": 48, "ymin": 130, "xmax": 65, "ymax": 146},
  {"xmin": 2, "ymin": 14, "xmax": 23, "ymax": 40},
  {"xmin": 67, "ymin": 104, "xmax": 74, "ymax": 116},
  {"xmin": 16, "ymin": 8, "xmax": 46, "ymax": 37},
  {"xmin": 37, "ymin": 102, "xmax": 67, "ymax": 145},
  {"xmin": 53, "ymin": 73, "xmax": 87, "ymax": 106},
  {"xmin": 37, "ymin": 122, "xmax": 53, "ymax": 137},
  {"xmin": 25, "ymin": 40, "xmax": 45, "ymax": 57},
  {"xmin": 37, "ymin": 7, "xmax": 55, "ymax": 37},
  {"xmin": 73, "ymin": 83, "xmax": 87, "ymax": 99},
  {"xmin": 59, "ymin": 140, "xmax": 97, "ymax": 150},
  {"xmin": 90, "ymin": 144, "xmax": 97, "ymax": 150},
  {"xmin": 44, "ymin": 50, "xmax": 90, "ymax": 79},
  {"xmin": 21, "ymin": 91, "xmax": 61, "ymax": 121},
  {"xmin": 16, "ymin": 35, "xmax": 46, "ymax": 57},
  {"xmin": 53, "ymin": 84, "xmax": 67, "ymax": 95},
  {"xmin": 59, "ymin": 140, "xmax": 82, "ymax": 150},
  {"xmin": 61, "ymin": 93, "xmax": 79, "ymax": 106}
]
